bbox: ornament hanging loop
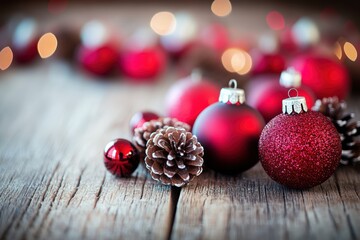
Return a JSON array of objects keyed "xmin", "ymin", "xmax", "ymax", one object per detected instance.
[
  {"xmin": 288, "ymin": 88, "xmax": 299, "ymax": 98},
  {"xmin": 229, "ymin": 79, "xmax": 238, "ymax": 89},
  {"xmin": 219, "ymin": 79, "xmax": 245, "ymax": 104},
  {"xmin": 282, "ymin": 88, "xmax": 308, "ymax": 114}
]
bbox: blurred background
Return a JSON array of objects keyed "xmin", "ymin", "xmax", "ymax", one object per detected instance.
[{"xmin": 0, "ymin": 0, "xmax": 359, "ymax": 122}]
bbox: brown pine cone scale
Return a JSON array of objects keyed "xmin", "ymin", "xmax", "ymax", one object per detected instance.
[
  {"xmin": 145, "ymin": 127, "xmax": 204, "ymax": 187},
  {"xmin": 133, "ymin": 117, "xmax": 191, "ymax": 160},
  {"xmin": 312, "ymin": 97, "xmax": 360, "ymax": 165}
]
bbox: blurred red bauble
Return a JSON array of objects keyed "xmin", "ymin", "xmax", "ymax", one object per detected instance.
[
  {"xmin": 103, "ymin": 139, "xmax": 140, "ymax": 177},
  {"xmin": 130, "ymin": 111, "xmax": 160, "ymax": 134},
  {"xmin": 12, "ymin": 39, "xmax": 38, "ymax": 64},
  {"xmin": 247, "ymin": 69, "xmax": 316, "ymax": 122},
  {"xmin": 78, "ymin": 44, "xmax": 118, "ymax": 76},
  {"xmin": 290, "ymin": 55, "xmax": 349, "ymax": 99},
  {"xmin": 198, "ymin": 23, "xmax": 230, "ymax": 54},
  {"xmin": 11, "ymin": 18, "xmax": 39, "ymax": 64},
  {"xmin": 119, "ymin": 46, "xmax": 166, "ymax": 81},
  {"xmin": 279, "ymin": 26, "xmax": 298, "ymax": 54},
  {"xmin": 165, "ymin": 72, "xmax": 220, "ymax": 127},
  {"xmin": 251, "ymin": 51, "xmax": 286, "ymax": 75},
  {"xmin": 259, "ymin": 96, "xmax": 341, "ymax": 189},
  {"xmin": 160, "ymin": 12, "xmax": 198, "ymax": 60},
  {"xmin": 192, "ymin": 80, "xmax": 265, "ymax": 174}
]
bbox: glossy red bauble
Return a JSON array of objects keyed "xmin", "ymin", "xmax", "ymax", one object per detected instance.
[
  {"xmin": 78, "ymin": 44, "xmax": 118, "ymax": 76},
  {"xmin": 119, "ymin": 47, "xmax": 166, "ymax": 81},
  {"xmin": 247, "ymin": 75, "xmax": 316, "ymax": 122},
  {"xmin": 165, "ymin": 76, "xmax": 220, "ymax": 127},
  {"xmin": 251, "ymin": 51, "xmax": 286, "ymax": 75},
  {"xmin": 193, "ymin": 103, "xmax": 265, "ymax": 174},
  {"xmin": 130, "ymin": 111, "xmax": 160, "ymax": 134},
  {"xmin": 103, "ymin": 139, "xmax": 140, "ymax": 177},
  {"xmin": 259, "ymin": 111, "xmax": 341, "ymax": 189},
  {"xmin": 290, "ymin": 55, "xmax": 349, "ymax": 99}
]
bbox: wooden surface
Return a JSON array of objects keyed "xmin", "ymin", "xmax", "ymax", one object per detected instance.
[{"xmin": 0, "ymin": 62, "xmax": 360, "ymax": 240}]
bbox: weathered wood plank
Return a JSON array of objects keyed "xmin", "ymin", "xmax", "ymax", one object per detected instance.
[
  {"xmin": 0, "ymin": 64, "xmax": 176, "ymax": 240},
  {"xmin": 172, "ymin": 165, "xmax": 360, "ymax": 240}
]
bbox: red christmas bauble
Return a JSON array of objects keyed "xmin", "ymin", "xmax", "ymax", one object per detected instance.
[
  {"xmin": 192, "ymin": 81, "xmax": 265, "ymax": 174},
  {"xmin": 247, "ymin": 74, "xmax": 316, "ymax": 122},
  {"xmin": 290, "ymin": 55, "xmax": 349, "ymax": 99},
  {"xmin": 259, "ymin": 105, "xmax": 341, "ymax": 189},
  {"xmin": 103, "ymin": 139, "xmax": 140, "ymax": 177},
  {"xmin": 78, "ymin": 43, "xmax": 118, "ymax": 76},
  {"xmin": 165, "ymin": 73, "xmax": 220, "ymax": 127},
  {"xmin": 130, "ymin": 111, "xmax": 160, "ymax": 134},
  {"xmin": 12, "ymin": 39, "xmax": 38, "ymax": 64},
  {"xmin": 251, "ymin": 51, "xmax": 286, "ymax": 75},
  {"xmin": 119, "ymin": 46, "xmax": 166, "ymax": 81},
  {"xmin": 198, "ymin": 23, "xmax": 230, "ymax": 54},
  {"xmin": 11, "ymin": 18, "xmax": 39, "ymax": 64}
]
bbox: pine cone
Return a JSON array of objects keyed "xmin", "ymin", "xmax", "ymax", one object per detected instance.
[
  {"xmin": 133, "ymin": 118, "xmax": 191, "ymax": 158},
  {"xmin": 145, "ymin": 127, "xmax": 204, "ymax": 187},
  {"xmin": 312, "ymin": 97, "xmax": 360, "ymax": 165}
]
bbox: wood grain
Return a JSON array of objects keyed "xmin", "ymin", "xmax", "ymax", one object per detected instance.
[
  {"xmin": 0, "ymin": 64, "xmax": 176, "ymax": 240},
  {"xmin": 0, "ymin": 62, "xmax": 360, "ymax": 240}
]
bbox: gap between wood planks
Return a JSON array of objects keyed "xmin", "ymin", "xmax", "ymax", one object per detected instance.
[{"xmin": 166, "ymin": 187, "xmax": 181, "ymax": 240}]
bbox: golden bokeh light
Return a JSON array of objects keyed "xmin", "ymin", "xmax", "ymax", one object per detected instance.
[
  {"xmin": 211, "ymin": 0, "xmax": 232, "ymax": 17},
  {"xmin": 343, "ymin": 41, "xmax": 357, "ymax": 62},
  {"xmin": 237, "ymin": 51, "xmax": 252, "ymax": 75},
  {"xmin": 150, "ymin": 11, "xmax": 176, "ymax": 36},
  {"xmin": 37, "ymin": 32, "xmax": 58, "ymax": 59},
  {"xmin": 334, "ymin": 42, "xmax": 342, "ymax": 60},
  {"xmin": 0, "ymin": 47, "xmax": 13, "ymax": 71},
  {"xmin": 221, "ymin": 48, "xmax": 252, "ymax": 75}
]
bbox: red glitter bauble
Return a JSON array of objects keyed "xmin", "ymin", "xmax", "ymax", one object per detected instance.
[
  {"xmin": 165, "ymin": 74, "xmax": 220, "ymax": 127},
  {"xmin": 129, "ymin": 111, "xmax": 160, "ymax": 134},
  {"xmin": 259, "ymin": 111, "xmax": 341, "ymax": 189},
  {"xmin": 251, "ymin": 51, "xmax": 286, "ymax": 75},
  {"xmin": 247, "ymin": 75, "xmax": 316, "ymax": 122},
  {"xmin": 290, "ymin": 55, "xmax": 349, "ymax": 99},
  {"xmin": 78, "ymin": 43, "xmax": 118, "ymax": 76},
  {"xmin": 193, "ymin": 102, "xmax": 265, "ymax": 174},
  {"xmin": 103, "ymin": 139, "xmax": 140, "ymax": 177},
  {"xmin": 119, "ymin": 47, "xmax": 166, "ymax": 81}
]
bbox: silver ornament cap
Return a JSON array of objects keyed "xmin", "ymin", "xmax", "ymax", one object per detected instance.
[
  {"xmin": 219, "ymin": 79, "xmax": 246, "ymax": 105},
  {"xmin": 282, "ymin": 88, "xmax": 308, "ymax": 114},
  {"xmin": 279, "ymin": 67, "xmax": 302, "ymax": 88}
]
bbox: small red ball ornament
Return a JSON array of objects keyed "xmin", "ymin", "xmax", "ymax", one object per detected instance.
[
  {"xmin": 192, "ymin": 80, "xmax": 265, "ymax": 174},
  {"xmin": 251, "ymin": 51, "xmax": 286, "ymax": 75},
  {"xmin": 130, "ymin": 111, "xmax": 160, "ymax": 134},
  {"xmin": 290, "ymin": 55, "xmax": 349, "ymax": 99},
  {"xmin": 259, "ymin": 90, "xmax": 341, "ymax": 189},
  {"xmin": 119, "ymin": 46, "xmax": 166, "ymax": 81},
  {"xmin": 78, "ymin": 44, "xmax": 118, "ymax": 76},
  {"xmin": 103, "ymin": 139, "xmax": 140, "ymax": 177},
  {"xmin": 247, "ymin": 68, "xmax": 316, "ymax": 122},
  {"xmin": 165, "ymin": 71, "xmax": 220, "ymax": 127}
]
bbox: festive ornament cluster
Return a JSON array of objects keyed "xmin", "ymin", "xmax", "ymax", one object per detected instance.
[
  {"xmin": 103, "ymin": 74, "xmax": 359, "ymax": 189},
  {"xmin": 104, "ymin": 116, "xmax": 204, "ymax": 187}
]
